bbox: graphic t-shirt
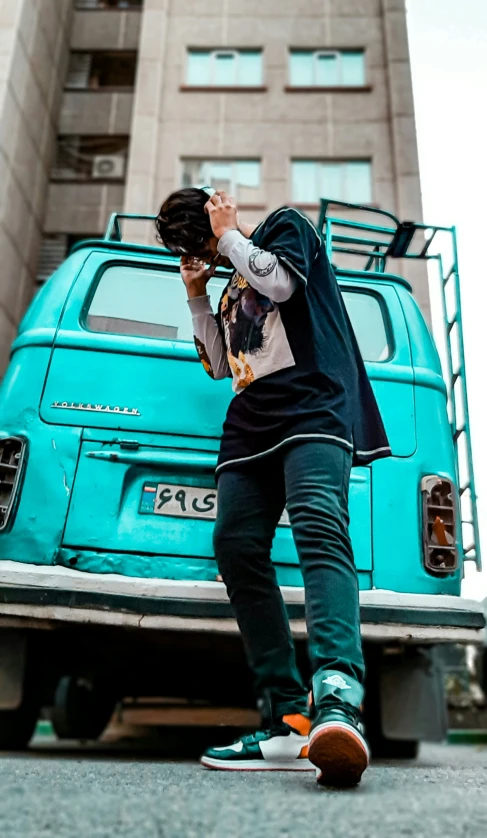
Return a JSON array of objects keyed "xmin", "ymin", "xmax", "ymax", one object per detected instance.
[
  {"xmin": 219, "ymin": 272, "xmax": 295, "ymax": 391},
  {"xmin": 214, "ymin": 207, "xmax": 391, "ymax": 475}
]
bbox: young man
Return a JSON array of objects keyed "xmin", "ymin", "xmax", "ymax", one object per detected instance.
[{"xmin": 155, "ymin": 188, "xmax": 391, "ymax": 786}]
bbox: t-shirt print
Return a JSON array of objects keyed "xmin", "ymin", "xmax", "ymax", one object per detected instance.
[{"xmin": 220, "ymin": 273, "xmax": 295, "ymax": 393}]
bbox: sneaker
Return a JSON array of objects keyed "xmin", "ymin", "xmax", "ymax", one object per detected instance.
[
  {"xmin": 308, "ymin": 670, "xmax": 369, "ymax": 787},
  {"xmin": 200, "ymin": 713, "xmax": 314, "ymax": 772}
]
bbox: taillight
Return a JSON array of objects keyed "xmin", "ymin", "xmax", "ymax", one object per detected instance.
[
  {"xmin": 421, "ymin": 476, "xmax": 458, "ymax": 574},
  {"xmin": 0, "ymin": 437, "xmax": 26, "ymax": 531}
]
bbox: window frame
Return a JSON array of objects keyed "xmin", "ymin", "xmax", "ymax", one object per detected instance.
[
  {"xmin": 81, "ymin": 260, "xmax": 230, "ymax": 343},
  {"xmin": 288, "ymin": 48, "xmax": 367, "ymax": 89},
  {"xmin": 75, "ymin": 1, "xmax": 143, "ymax": 10},
  {"xmin": 185, "ymin": 48, "xmax": 264, "ymax": 89},
  {"xmin": 291, "ymin": 159, "xmax": 373, "ymax": 207},
  {"xmin": 65, "ymin": 49, "xmax": 138, "ymax": 92},
  {"xmin": 340, "ymin": 285, "xmax": 395, "ymax": 364},
  {"xmin": 180, "ymin": 158, "xmax": 264, "ymax": 207}
]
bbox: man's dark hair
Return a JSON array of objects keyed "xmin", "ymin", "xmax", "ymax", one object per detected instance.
[{"xmin": 155, "ymin": 188, "xmax": 213, "ymax": 256}]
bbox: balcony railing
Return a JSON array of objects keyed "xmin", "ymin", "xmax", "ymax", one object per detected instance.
[{"xmin": 51, "ymin": 136, "xmax": 129, "ymax": 182}]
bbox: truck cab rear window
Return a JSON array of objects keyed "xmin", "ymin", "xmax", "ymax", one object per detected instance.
[
  {"xmin": 85, "ymin": 265, "xmax": 225, "ymax": 342},
  {"xmin": 85, "ymin": 265, "xmax": 391, "ymax": 361},
  {"xmin": 342, "ymin": 290, "xmax": 391, "ymax": 362}
]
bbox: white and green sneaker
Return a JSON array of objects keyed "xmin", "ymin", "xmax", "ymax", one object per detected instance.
[{"xmin": 200, "ymin": 713, "xmax": 314, "ymax": 772}]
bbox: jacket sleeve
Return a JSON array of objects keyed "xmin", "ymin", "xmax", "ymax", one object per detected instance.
[{"xmin": 254, "ymin": 207, "xmax": 322, "ymax": 286}]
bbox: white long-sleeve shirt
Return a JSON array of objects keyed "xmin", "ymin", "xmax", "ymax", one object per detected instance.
[
  {"xmin": 218, "ymin": 229, "xmax": 297, "ymax": 303},
  {"xmin": 188, "ymin": 229, "xmax": 298, "ymax": 380}
]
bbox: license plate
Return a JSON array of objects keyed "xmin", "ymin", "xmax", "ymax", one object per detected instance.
[
  {"xmin": 154, "ymin": 483, "xmax": 217, "ymax": 520},
  {"xmin": 141, "ymin": 483, "xmax": 290, "ymax": 526}
]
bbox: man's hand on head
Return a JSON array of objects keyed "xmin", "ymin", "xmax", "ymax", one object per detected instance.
[
  {"xmin": 180, "ymin": 256, "xmax": 215, "ymax": 299},
  {"xmin": 205, "ymin": 191, "xmax": 238, "ymax": 240}
]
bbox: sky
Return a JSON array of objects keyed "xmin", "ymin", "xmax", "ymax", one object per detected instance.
[{"xmin": 406, "ymin": 0, "xmax": 487, "ymax": 598}]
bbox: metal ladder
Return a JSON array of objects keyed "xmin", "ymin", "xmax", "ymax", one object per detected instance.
[{"xmin": 318, "ymin": 199, "xmax": 481, "ymax": 570}]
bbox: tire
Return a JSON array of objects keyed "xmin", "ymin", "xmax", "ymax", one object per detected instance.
[
  {"xmin": 0, "ymin": 641, "xmax": 42, "ymax": 751},
  {"xmin": 364, "ymin": 653, "xmax": 420, "ymax": 761},
  {"xmin": 50, "ymin": 674, "xmax": 116, "ymax": 741},
  {"xmin": 369, "ymin": 734, "xmax": 419, "ymax": 760}
]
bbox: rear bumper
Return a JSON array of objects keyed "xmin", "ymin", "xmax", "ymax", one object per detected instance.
[{"xmin": 0, "ymin": 561, "xmax": 484, "ymax": 645}]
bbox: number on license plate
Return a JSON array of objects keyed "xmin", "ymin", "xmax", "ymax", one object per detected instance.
[
  {"xmin": 149, "ymin": 483, "xmax": 290, "ymax": 526},
  {"xmin": 154, "ymin": 483, "xmax": 217, "ymax": 520}
]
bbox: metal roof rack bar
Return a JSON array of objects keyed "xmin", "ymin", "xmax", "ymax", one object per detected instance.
[{"xmin": 105, "ymin": 212, "xmax": 157, "ymax": 242}]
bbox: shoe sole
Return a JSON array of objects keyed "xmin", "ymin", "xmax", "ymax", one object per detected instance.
[
  {"xmin": 309, "ymin": 722, "xmax": 369, "ymax": 787},
  {"xmin": 201, "ymin": 756, "xmax": 315, "ymax": 772}
]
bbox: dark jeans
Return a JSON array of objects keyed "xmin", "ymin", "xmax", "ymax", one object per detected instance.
[{"xmin": 213, "ymin": 442, "xmax": 364, "ymax": 718}]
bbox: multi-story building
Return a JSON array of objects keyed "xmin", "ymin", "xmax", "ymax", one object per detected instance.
[{"xmin": 0, "ymin": 0, "xmax": 426, "ymax": 373}]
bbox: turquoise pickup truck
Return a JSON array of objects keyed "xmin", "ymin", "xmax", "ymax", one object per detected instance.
[{"xmin": 0, "ymin": 200, "xmax": 483, "ymax": 757}]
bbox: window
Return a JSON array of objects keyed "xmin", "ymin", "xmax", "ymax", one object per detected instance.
[
  {"xmin": 292, "ymin": 160, "xmax": 372, "ymax": 205},
  {"xmin": 86, "ymin": 266, "xmax": 228, "ymax": 341},
  {"xmin": 186, "ymin": 50, "xmax": 263, "ymax": 87},
  {"xmin": 51, "ymin": 136, "xmax": 129, "ymax": 182},
  {"xmin": 289, "ymin": 50, "xmax": 365, "ymax": 87},
  {"xmin": 342, "ymin": 291, "xmax": 391, "ymax": 362},
  {"xmin": 36, "ymin": 234, "xmax": 99, "ymax": 285},
  {"xmin": 66, "ymin": 52, "xmax": 137, "ymax": 90},
  {"xmin": 181, "ymin": 159, "xmax": 263, "ymax": 204},
  {"xmin": 76, "ymin": 1, "xmax": 143, "ymax": 9},
  {"xmin": 86, "ymin": 267, "xmax": 390, "ymax": 360}
]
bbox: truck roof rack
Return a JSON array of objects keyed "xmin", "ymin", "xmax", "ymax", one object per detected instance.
[
  {"xmin": 319, "ymin": 198, "xmax": 480, "ymax": 571},
  {"xmin": 104, "ymin": 212, "xmax": 158, "ymax": 244},
  {"xmin": 318, "ymin": 198, "xmax": 454, "ymax": 273}
]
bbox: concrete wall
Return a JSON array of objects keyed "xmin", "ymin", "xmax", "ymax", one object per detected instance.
[
  {"xmin": 59, "ymin": 91, "xmax": 134, "ymax": 135},
  {"xmin": 71, "ymin": 8, "xmax": 141, "ymax": 51},
  {"xmin": 0, "ymin": 0, "xmax": 73, "ymax": 370},
  {"xmin": 380, "ymin": 0, "xmax": 427, "ymax": 312},
  {"xmin": 45, "ymin": 183, "xmax": 126, "ymax": 235},
  {"xmin": 124, "ymin": 0, "xmax": 427, "ymax": 310}
]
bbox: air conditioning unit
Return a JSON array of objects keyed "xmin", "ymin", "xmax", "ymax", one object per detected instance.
[{"xmin": 92, "ymin": 155, "xmax": 126, "ymax": 180}]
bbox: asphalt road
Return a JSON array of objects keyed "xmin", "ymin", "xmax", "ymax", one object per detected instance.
[{"xmin": 0, "ymin": 740, "xmax": 486, "ymax": 838}]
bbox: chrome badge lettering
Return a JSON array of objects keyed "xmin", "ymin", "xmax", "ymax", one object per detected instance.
[{"xmin": 51, "ymin": 402, "xmax": 141, "ymax": 416}]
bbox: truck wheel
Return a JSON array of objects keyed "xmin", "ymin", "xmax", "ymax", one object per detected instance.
[
  {"xmin": 368, "ymin": 733, "xmax": 419, "ymax": 760},
  {"xmin": 0, "ymin": 632, "xmax": 41, "ymax": 750},
  {"xmin": 50, "ymin": 674, "xmax": 116, "ymax": 741},
  {"xmin": 364, "ymin": 653, "xmax": 422, "ymax": 760}
]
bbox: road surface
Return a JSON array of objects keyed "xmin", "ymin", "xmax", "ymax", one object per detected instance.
[{"xmin": 0, "ymin": 739, "xmax": 486, "ymax": 837}]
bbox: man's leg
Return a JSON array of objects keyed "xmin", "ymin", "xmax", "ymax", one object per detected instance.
[
  {"xmin": 200, "ymin": 461, "xmax": 311, "ymax": 771},
  {"xmin": 214, "ymin": 462, "xmax": 308, "ymax": 718},
  {"xmin": 283, "ymin": 442, "xmax": 368, "ymax": 785},
  {"xmin": 283, "ymin": 441, "xmax": 363, "ymax": 683}
]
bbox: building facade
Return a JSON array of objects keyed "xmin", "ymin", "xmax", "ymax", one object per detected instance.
[{"xmin": 0, "ymin": 0, "xmax": 426, "ymax": 373}]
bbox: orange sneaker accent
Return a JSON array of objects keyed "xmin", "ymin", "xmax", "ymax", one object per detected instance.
[
  {"xmin": 299, "ymin": 744, "xmax": 309, "ymax": 759},
  {"xmin": 282, "ymin": 713, "xmax": 311, "ymax": 736}
]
